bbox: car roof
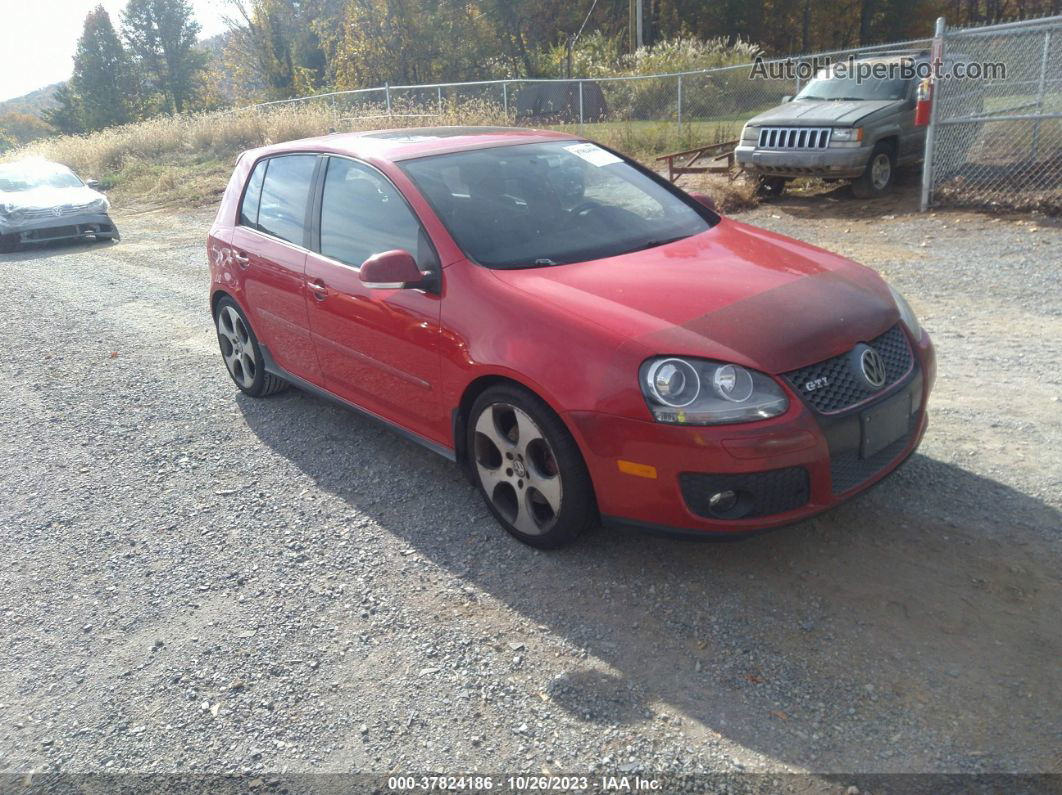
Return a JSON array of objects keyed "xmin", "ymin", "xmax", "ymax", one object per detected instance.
[{"xmin": 244, "ymin": 126, "xmax": 583, "ymax": 164}]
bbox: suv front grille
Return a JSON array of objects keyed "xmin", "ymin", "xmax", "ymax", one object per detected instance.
[
  {"xmin": 757, "ymin": 127, "xmax": 831, "ymax": 149},
  {"xmin": 783, "ymin": 325, "xmax": 914, "ymax": 414}
]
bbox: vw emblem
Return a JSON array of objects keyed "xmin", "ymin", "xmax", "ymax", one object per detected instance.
[
  {"xmin": 859, "ymin": 347, "xmax": 887, "ymax": 389},
  {"xmin": 52, "ymin": 206, "xmax": 64, "ymax": 217}
]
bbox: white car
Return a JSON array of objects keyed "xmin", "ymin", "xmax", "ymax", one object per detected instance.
[{"xmin": 0, "ymin": 159, "xmax": 119, "ymax": 253}]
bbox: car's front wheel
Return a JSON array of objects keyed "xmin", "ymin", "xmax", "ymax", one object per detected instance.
[
  {"xmin": 0, "ymin": 234, "xmax": 18, "ymax": 254},
  {"xmin": 852, "ymin": 142, "xmax": 896, "ymax": 198},
  {"xmin": 214, "ymin": 297, "xmax": 288, "ymax": 397},
  {"xmin": 468, "ymin": 385, "xmax": 596, "ymax": 548}
]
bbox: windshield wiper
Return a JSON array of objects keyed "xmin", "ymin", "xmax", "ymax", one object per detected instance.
[
  {"xmin": 633, "ymin": 234, "xmax": 691, "ymax": 252},
  {"xmin": 831, "ymin": 96, "xmax": 869, "ymax": 101}
]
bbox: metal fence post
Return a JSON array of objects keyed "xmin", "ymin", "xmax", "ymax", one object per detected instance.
[
  {"xmin": 578, "ymin": 80, "xmax": 584, "ymax": 127},
  {"xmin": 1031, "ymin": 29, "xmax": 1051, "ymax": 161},
  {"xmin": 385, "ymin": 83, "xmax": 392, "ymax": 115},
  {"xmin": 677, "ymin": 74, "xmax": 683, "ymax": 127},
  {"xmin": 920, "ymin": 16, "xmax": 946, "ymax": 212},
  {"xmin": 503, "ymin": 82, "xmax": 509, "ymax": 116},
  {"xmin": 437, "ymin": 86, "xmax": 442, "ymax": 115}
]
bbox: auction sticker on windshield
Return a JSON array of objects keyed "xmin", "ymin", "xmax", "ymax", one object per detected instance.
[{"xmin": 564, "ymin": 143, "xmax": 622, "ymax": 167}]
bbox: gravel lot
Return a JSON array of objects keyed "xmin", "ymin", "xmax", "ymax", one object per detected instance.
[{"xmin": 1, "ymin": 182, "xmax": 1059, "ymax": 787}]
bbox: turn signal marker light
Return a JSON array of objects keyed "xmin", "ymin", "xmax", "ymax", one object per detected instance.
[{"xmin": 617, "ymin": 460, "xmax": 658, "ymax": 479}]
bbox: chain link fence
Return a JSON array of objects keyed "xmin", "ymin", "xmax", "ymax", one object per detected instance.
[
  {"xmin": 249, "ymin": 38, "xmax": 933, "ymax": 152},
  {"xmin": 924, "ymin": 15, "xmax": 1062, "ymax": 212}
]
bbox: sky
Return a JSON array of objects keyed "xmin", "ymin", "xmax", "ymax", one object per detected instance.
[{"xmin": 0, "ymin": 0, "xmax": 230, "ymax": 102}]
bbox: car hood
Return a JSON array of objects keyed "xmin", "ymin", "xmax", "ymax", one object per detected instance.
[
  {"xmin": 490, "ymin": 217, "xmax": 899, "ymax": 374},
  {"xmin": 748, "ymin": 99, "xmax": 898, "ymax": 126},
  {"xmin": 0, "ymin": 185, "xmax": 105, "ymax": 211}
]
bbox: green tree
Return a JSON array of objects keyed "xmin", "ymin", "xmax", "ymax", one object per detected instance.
[
  {"xmin": 43, "ymin": 83, "xmax": 85, "ymax": 134},
  {"xmin": 71, "ymin": 6, "xmax": 135, "ymax": 130},
  {"xmin": 123, "ymin": 0, "xmax": 209, "ymax": 113}
]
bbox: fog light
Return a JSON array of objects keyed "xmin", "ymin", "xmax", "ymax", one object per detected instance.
[{"xmin": 708, "ymin": 490, "xmax": 738, "ymax": 514}]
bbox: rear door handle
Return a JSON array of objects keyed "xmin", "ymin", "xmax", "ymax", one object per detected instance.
[
  {"xmin": 232, "ymin": 251, "xmax": 250, "ymax": 269},
  {"xmin": 308, "ymin": 278, "xmax": 327, "ymax": 301}
]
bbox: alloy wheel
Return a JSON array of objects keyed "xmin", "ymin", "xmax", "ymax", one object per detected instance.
[
  {"xmin": 871, "ymin": 153, "xmax": 892, "ymax": 191},
  {"xmin": 217, "ymin": 305, "xmax": 256, "ymax": 389},
  {"xmin": 473, "ymin": 403, "xmax": 563, "ymax": 536}
]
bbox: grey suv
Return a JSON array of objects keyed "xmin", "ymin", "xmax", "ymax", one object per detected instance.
[{"xmin": 736, "ymin": 54, "xmax": 931, "ymax": 198}]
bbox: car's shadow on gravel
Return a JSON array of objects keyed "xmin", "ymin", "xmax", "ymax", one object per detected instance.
[
  {"xmin": 0, "ymin": 237, "xmax": 118, "ymax": 261},
  {"xmin": 239, "ymin": 389, "xmax": 1061, "ymax": 773}
]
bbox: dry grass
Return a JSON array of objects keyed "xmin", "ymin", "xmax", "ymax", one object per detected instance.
[{"xmin": 3, "ymin": 99, "xmax": 743, "ymax": 208}]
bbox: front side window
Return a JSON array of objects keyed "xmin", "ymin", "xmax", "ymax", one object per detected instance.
[
  {"xmin": 256, "ymin": 154, "xmax": 317, "ymax": 246},
  {"xmin": 319, "ymin": 157, "xmax": 437, "ymax": 270},
  {"xmin": 399, "ymin": 141, "xmax": 713, "ymax": 269}
]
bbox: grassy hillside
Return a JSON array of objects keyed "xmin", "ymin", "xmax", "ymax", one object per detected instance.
[{"xmin": 0, "ymin": 83, "xmax": 62, "ymax": 119}]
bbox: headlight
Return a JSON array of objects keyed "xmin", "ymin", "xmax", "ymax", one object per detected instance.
[
  {"xmin": 831, "ymin": 127, "xmax": 863, "ymax": 142},
  {"xmin": 640, "ymin": 357, "xmax": 789, "ymax": 425},
  {"xmin": 741, "ymin": 123, "xmax": 758, "ymax": 142},
  {"xmin": 888, "ymin": 285, "xmax": 922, "ymax": 338},
  {"xmin": 89, "ymin": 196, "xmax": 109, "ymax": 213}
]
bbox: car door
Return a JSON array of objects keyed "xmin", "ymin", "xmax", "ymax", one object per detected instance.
[
  {"xmin": 898, "ymin": 77, "xmax": 926, "ymax": 164},
  {"xmin": 230, "ymin": 153, "xmax": 323, "ymax": 383},
  {"xmin": 304, "ymin": 156, "xmax": 445, "ymax": 442}
]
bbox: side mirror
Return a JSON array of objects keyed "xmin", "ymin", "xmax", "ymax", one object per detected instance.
[
  {"xmin": 781, "ymin": 95, "xmax": 793, "ymax": 104},
  {"xmin": 86, "ymin": 178, "xmax": 101, "ymax": 189},
  {"xmin": 687, "ymin": 191, "xmax": 717, "ymax": 213},
  {"xmin": 360, "ymin": 249, "xmax": 432, "ymax": 290}
]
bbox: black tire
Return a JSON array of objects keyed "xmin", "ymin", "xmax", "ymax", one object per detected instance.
[
  {"xmin": 214, "ymin": 297, "xmax": 288, "ymax": 397},
  {"xmin": 467, "ymin": 384, "xmax": 596, "ymax": 548},
  {"xmin": 0, "ymin": 234, "xmax": 18, "ymax": 254},
  {"xmin": 756, "ymin": 176, "xmax": 787, "ymax": 199},
  {"xmin": 851, "ymin": 142, "xmax": 896, "ymax": 198}
]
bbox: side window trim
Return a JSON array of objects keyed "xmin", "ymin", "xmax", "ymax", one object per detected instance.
[{"xmin": 313, "ymin": 154, "xmax": 440, "ymax": 273}]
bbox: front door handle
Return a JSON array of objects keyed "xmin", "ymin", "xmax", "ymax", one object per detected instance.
[{"xmin": 308, "ymin": 278, "xmax": 327, "ymax": 301}]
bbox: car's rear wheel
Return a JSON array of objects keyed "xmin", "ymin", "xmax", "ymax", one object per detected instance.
[
  {"xmin": 214, "ymin": 297, "xmax": 288, "ymax": 397},
  {"xmin": 0, "ymin": 234, "xmax": 18, "ymax": 254},
  {"xmin": 468, "ymin": 385, "xmax": 596, "ymax": 548},
  {"xmin": 852, "ymin": 142, "xmax": 896, "ymax": 198}
]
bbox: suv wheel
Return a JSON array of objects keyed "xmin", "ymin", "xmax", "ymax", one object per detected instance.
[
  {"xmin": 852, "ymin": 142, "xmax": 896, "ymax": 198},
  {"xmin": 468, "ymin": 385, "xmax": 596, "ymax": 548},
  {"xmin": 756, "ymin": 176, "xmax": 787, "ymax": 199},
  {"xmin": 0, "ymin": 234, "xmax": 18, "ymax": 254},
  {"xmin": 214, "ymin": 297, "xmax": 288, "ymax": 397}
]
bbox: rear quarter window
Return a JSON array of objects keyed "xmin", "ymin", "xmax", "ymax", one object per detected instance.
[
  {"xmin": 239, "ymin": 159, "xmax": 267, "ymax": 228},
  {"xmin": 254, "ymin": 154, "xmax": 317, "ymax": 246}
]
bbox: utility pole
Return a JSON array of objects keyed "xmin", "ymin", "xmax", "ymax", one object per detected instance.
[
  {"xmin": 629, "ymin": 0, "xmax": 636, "ymax": 53},
  {"xmin": 636, "ymin": 0, "xmax": 644, "ymax": 47}
]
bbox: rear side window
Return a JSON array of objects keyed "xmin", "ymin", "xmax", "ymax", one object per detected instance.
[
  {"xmin": 256, "ymin": 154, "xmax": 317, "ymax": 246},
  {"xmin": 239, "ymin": 159, "xmax": 267, "ymax": 228},
  {"xmin": 319, "ymin": 157, "xmax": 437, "ymax": 270}
]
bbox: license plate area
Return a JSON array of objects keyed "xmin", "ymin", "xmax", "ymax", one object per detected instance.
[{"xmin": 860, "ymin": 393, "xmax": 911, "ymax": 459}]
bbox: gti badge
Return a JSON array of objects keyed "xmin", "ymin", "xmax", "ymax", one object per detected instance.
[
  {"xmin": 850, "ymin": 344, "xmax": 887, "ymax": 390},
  {"xmin": 804, "ymin": 376, "xmax": 830, "ymax": 392}
]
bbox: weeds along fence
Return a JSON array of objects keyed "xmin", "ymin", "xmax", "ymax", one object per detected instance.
[
  {"xmin": 923, "ymin": 15, "xmax": 1062, "ymax": 212},
  {"xmin": 247, "ymin": 37, "xmax": 933, "ymax": 150}
]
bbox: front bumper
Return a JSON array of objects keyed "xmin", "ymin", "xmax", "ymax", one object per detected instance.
[
  {"xmin": 0, "ymin": 213, "xmax": 119, "ymax": 243},
  {"xmin": 735, "ymin": 143, "xmax": 870, "ymax": 179},
  {"xmin": 568, "ymin": 329, "xmax": 935, "ymax": 537}
]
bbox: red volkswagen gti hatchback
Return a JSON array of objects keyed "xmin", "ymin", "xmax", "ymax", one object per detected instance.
[{"xmin": 207, "ymin": 127, "xmax": 934, "ymax": 548}]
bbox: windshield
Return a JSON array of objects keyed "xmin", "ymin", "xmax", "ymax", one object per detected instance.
[
  {"xmin": 795, "ymin": 68, "xmax": 909, "ymax": 102},
  {"xmin": 0, "ymin": 162, "xmax": 84, "ymax": 192},
  {"xmin": 399, "ymin": 141, "xmax": 713, "ymax": 269}
]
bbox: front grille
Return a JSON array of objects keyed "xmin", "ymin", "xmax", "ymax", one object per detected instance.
[
  {"xmin": 20, "ymin": 203, "xmax": 97, "ymax": 221},
  {"xmin": 757, "ymin": 127, "xmax": 831, "ymax": 149},
  {"xmin": 783, "ymin": 325, "xmax": 913, "ymax": 415},
  {"xmin": 830, "ymin": 420, "xmax": 915, "ymax": 494},
  {"xmin": 680, "ymin": 467, "xmax": 810, "ymax": 520}
]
